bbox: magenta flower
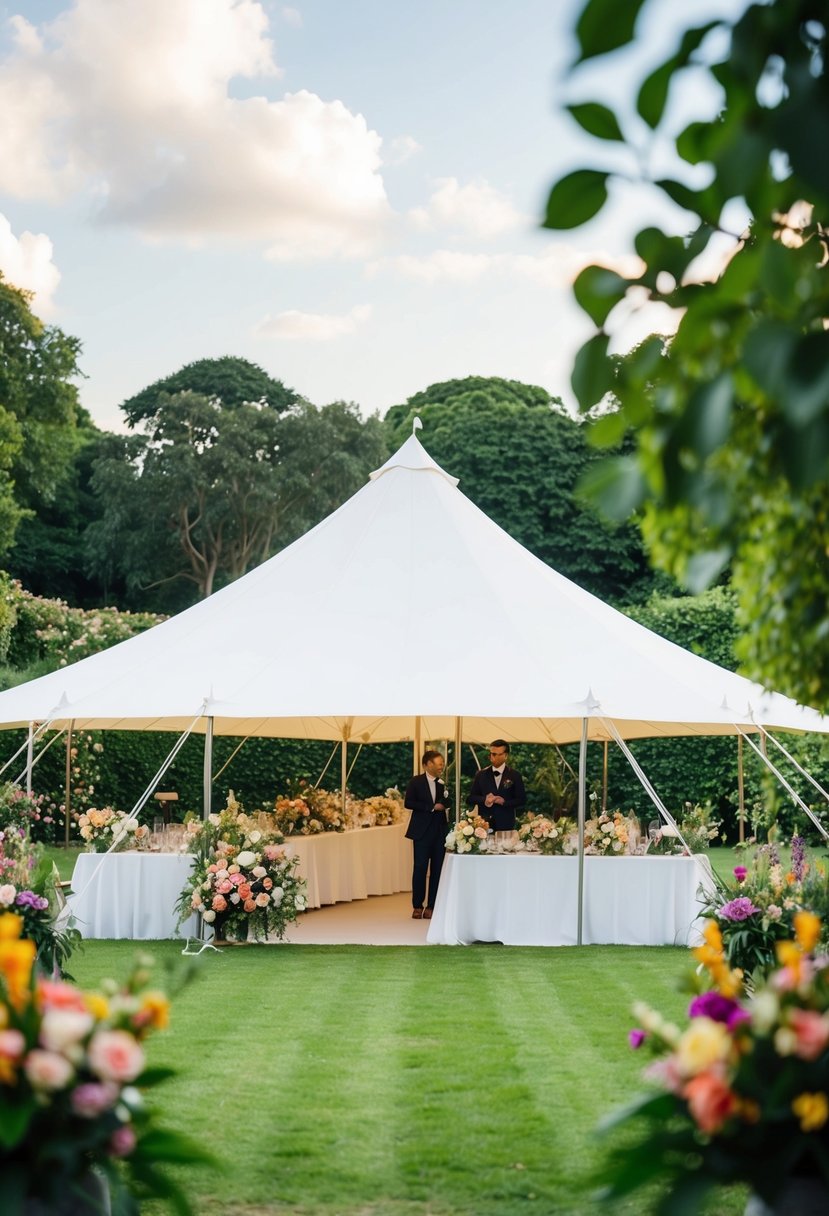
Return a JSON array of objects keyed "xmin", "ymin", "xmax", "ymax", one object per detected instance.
[
  {"xmin": 628, "ymin": 1028, "xmax": 646, "ymax": 1049},
  {"xmin": 719, "ymin": 896, "xmax": 760, "ymax": 921},
  {"xmin": 733, "ymin": 866, "xmax": 748, "ymax": 883},
  {"xmin": 688, "ymin": 992, "xmax": 750, "ymax": 1030}
]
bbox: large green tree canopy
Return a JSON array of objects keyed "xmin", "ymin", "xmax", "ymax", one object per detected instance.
[
  {"xmin": 87, "ymin": 375, "xmax": 388, "ymax": 608},
  {"xmin": 0, "ymin": 274, "xmax": 83, "ymax": 554},
  {"xmin": 119, "ymin": 355, "xmax": 298, "ymax": 427},
  {"xmin": 385, "ymin": 375, "xmax": 660, "ymax": 604},
  {"xmin": 545, "ymin": 0, "xmax": 829, "ymax": 706}
]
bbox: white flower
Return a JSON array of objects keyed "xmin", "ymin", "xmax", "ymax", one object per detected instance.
[
  {"xmin": 236, "ymin": 850, "xmax": 256, "ymax": 868},
  {"xmin": 0, "ymin": 884, "xmax": 16, "ymax": 907},
  {"xmin": 248, "ymin": 830, "xmax": 262, "ymax": 844},
  {"xmin": 202, "ymin": 909, "xmax": 216, "ymax": 923},
  {"xmin": 252, "ymin": 865, "xmax": 266, "ymax": 879}
]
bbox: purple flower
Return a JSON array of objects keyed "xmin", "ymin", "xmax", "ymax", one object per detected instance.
[
  {"xmin": 791, "ymin": 834, "xmax": 807, "ymax": 883},
  {"xmin": 733, "ymin": 865, "xmax": 747, "ymax": 883},
  {"xmin": 15, "ymin": 890, "xmax": 49, "ymax": 911},
  {"xmin": 688, "ymin": 992, "xmax": 749, "ymax": 1030},
  {"xmin": 719, "ymin": 896, "xmax": 760, "ymax": 921},
  {"xmin": 628, "ymin": 1028, "xmax": 646, "ymax": 1049}
]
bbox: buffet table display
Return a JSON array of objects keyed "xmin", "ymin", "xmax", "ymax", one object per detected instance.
[
  {"xmin": 427, "ymin": 854, "xmax": 715, "ymax": 947},
  {"xmin": 286, "ymin": 821, "xmax": 410, "ymax": 909},
  {"xmin": 67, "ymin": 852, "xmax": 199, "ymax": 940}
]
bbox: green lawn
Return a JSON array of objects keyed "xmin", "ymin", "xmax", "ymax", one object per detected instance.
[{"xmin": 67, "ymin": 942, "xmax": 748, "ymax": 1216}]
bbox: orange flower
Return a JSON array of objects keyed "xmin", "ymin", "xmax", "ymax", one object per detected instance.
[
  {"xmin": 134, "ymin": 991, "xmax": 170, "ymax": 1033},
  {"xmin": 794, "ymin": 911, "xmax": 821, "ymax": 954},
  {"xmin": 684, "ymin": 1071, "xmax": 737, "ymax": 1134},
  {"xmin": 0, "ymin": 937, "xmax": 36, "ymax": 1010}
]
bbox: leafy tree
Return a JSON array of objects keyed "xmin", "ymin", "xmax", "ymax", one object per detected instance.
[
  {"xmin": 0, "ymin": 274, "xmax": 83, "ymax": 553},
  {"xmin": 119, "ymin": 355, "xmax": 298, "ymax": 427},
  {"xmin": 86, "ymin": 394, "xmax": 388, "ymax": 606},
  {"xmin": 544, "ymin": 0, "xmax": 829, "ymax": 705},
  {"xmin": 385, "ymin": 375, "xmax": 663, "ymax": 604}
]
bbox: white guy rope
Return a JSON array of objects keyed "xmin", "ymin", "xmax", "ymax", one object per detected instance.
[{"xmin": 737, "ymin": 726, "xmax": 829, "ymax": 843}]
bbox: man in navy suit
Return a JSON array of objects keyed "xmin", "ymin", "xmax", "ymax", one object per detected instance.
[
  {"xmin": 404, "ymin": 749, "xmax": 450, "ymax": 919},
  {"xmin": 467, "ymin": 739, "xmax": 526, "ymax": 831}
]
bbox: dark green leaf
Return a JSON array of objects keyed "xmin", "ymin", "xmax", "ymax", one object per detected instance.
[
  {"xmin": 579, "ymin": 454, "xmax": 645, "ymax": 521},
  {"xmin": 566, "ymin": 102, "xmax": 625, "ymax": 141},
  {"xmin": 571, "ymin": 332, "xmax": 614, "ymax": 409},
  {"xmin": 573, "ymin": 264, "xmax": 629, "ymax": 325},
  {"xmin": 676, "ymin": 121, "xmax": 715, "ymax": 165},
  {"xmin": 780, "ymin": 332, "xmax": 829, "ymax": 429},
  {"xmin": 743, "ymin": 319, "xmax": 797, "ymax": 398},
  {"xmin": 575, "ymin": 0, "xmax": 648, "ymax": 61},
  {"xmin": 655, "ymin": 177, "xmax": 704, "ymax": 216},
  {"xmin": 637, "ymin": 58, "xmax": 675, "ymax": 128},
  {"xmin": 587, "ymin": 409, "xmax": 628, "ymax": 449},
  {"xmin": 680, "ymin": 374, "xmax": 734, "ymax": 458},
  {"xmin": 543, "ymin": 169, "xmax": 609, "ymax": 230},
  {"xmin": 685, "ymin": 547, "xmax": 731, "ymax": 593}
]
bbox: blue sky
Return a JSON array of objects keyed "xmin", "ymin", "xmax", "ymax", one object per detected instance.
[{"xmin": 0, "ymin": 0, "xmax": 746, "ymax": 432}]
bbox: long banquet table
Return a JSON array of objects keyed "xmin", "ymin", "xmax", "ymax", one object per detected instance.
[
  {"xmin": 67, "ymin": 852, "xmax": 200, "ymax": 941},
  {"xmin": 67, "ymin": 823, "xmax": 412, "ymax": 938},
  {"xmin": 427, "ymin": 854, "xmax": 715, "ymax": 947},
  {"xmin": 286, "ymin": 821, "xmax": 410, "ymax": 909}
]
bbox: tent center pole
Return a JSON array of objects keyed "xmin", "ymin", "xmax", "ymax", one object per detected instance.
[
  {"xmin": 454, "ymin": 717, "xmax": 462, "ymax": 824},
  {"xmin": 602, "ymin": 740, "xmax": 608, "ymax": 814},
  {"xmin": 202, "ymin": 716, "xmax": 214, "ymax": 820},
  {"xmin": 737, "ymin": 734, "xmax": 745, "ymax": 844},
  {"xmin": 64, "ymin": 721, "xmax": 74, "ymax": 847},
  {"xmin": 577, "ymin": 718, "xmax": 588, "ymax": 947},
  {"xmin": 341, "ymin": 736, "xmax": 348, "ymax": 817},
  {"xmin": 413, "ymin": 717, "xmax": 421, "ymax": 777}
]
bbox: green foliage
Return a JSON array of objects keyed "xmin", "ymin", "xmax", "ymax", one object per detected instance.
[
  {"xmin": 119, "ymin": 355, "xmax": 298, "ymax": 427},
  {"xmin": 546, "ymin": 0, "xmax": 829, "ymax": 706},
  {"xmin": 87, "ymin": 394, "xmax": 389, "ymax": 608},
  {"xmin": 384, "ymin": 375, "xmax": 661, "ymax": 604}
]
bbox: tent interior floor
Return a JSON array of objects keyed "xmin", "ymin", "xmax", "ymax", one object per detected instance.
[{"xmin": 279, "ymin": 892, "xmax": 430, "ymax": 945}]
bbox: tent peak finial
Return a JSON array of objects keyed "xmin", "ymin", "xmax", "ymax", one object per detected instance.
[
  {"xmin": 412, "ymin": 415, "xmax": 423, "ymax": 434},
  {"xmin": 369, "ymin": 432, "xmax": 459, "ymax": 486}
]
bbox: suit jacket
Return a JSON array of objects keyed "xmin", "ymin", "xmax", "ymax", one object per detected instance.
[
  {"xmin": 467, "ymin": 764, "xmax": 526, "ymax": 831},
  {"xmin": 404, "ymin": 773, "xmax": 450, "ymax": 840}
]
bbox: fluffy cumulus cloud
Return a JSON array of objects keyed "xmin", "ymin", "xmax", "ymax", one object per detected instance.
[
  {"xmin": 0, "ymin": 213, "xmax": 61, "ymax": 313},
  {"xmin": 255, "ymin": 303, "xmax": 372, "ymax": 340},
  {"xmin": 0, "ymin": 0, "xmax": 390, "ymax": 257},
  {"xmin": 409, "ymin": 177, "xmax": 525, "ymax": 239},
  {"xmin": 368, "ymin": 245, "xmax": 644, "ymax": 289}
]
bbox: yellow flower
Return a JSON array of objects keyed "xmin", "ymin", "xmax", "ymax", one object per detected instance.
[
  {"xmin": 794, "ymin": 911, "xmax": 821, "ymax": 954},
  {"xmin": 675, "ymin": 1017, "xmax": 732, "ymax": 1077},
  {"xmin": 0, "ymin": 938, "xmax": 36, "ymax": 1009},
  {"xmin": 0, "ymin": 913, "xmax": 23, "ymax": 941},
  {"xmin": 84, "ymin": 992, "xmax": 110, "ymax": 1021},
  {"xmin": 137, "ymin": 991, "xmax": 170, "ymax": 1031},
  {"xmin": 792, "ymin": 1092, "xmax": 829, "ymax": 1132}
]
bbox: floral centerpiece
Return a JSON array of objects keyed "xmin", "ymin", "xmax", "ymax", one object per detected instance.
[
  {"xmin": 678, "ymin": 799, "xmax": 722, "ymax": 852},
  {"xmin": 701, "ymin": 836, "xmax": 829, "ymax": 981},
  {"xmin": 179, "ymin": 794, "xmax": 307, "ymax": 942},
  {"xmin": 269, "ymin": 787, "xmax": 347, "ymax": 835},
  {"xmin": 353, "ymin": 788, "xmax": 404, "ymax": 828},
  {"xmin": 584, "ymin": 811, "xmax": 631, "ymax": 855},
  {"xmin": 599, "ymin": 913, "xmax": 829, "ymax": 1213},
  {"xmin": 445, "ymin": 813, "xmax": 490, "ymax": 854},
  {"xmin": 0, "ymin": 827, "xmax": 79, "ymax": 976},
  {"xmin": 517, "ymin": 813, "xmax": 577, "ymax": 855},
  {"xmin": 0, "ymin": 912, "xmax": 210, "ymax": 1212},
  {"xmin": 0, "ymin": 781, "xmax": 61, "ymax": 845},
  {"xmin": 75, "ymin": 806, "xmax": 148, "ymax": 853}
]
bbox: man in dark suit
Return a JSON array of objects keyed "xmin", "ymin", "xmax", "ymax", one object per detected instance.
[
  {"xmin": 404, "ymin": 748, "xmax": 450, "ymax": 920},
  {"xmin": 467, "ymin": 739, "xmax": 526, "ymax": 831}
]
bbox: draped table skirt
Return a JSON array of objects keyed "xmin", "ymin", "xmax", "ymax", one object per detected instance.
[
  {"xmin": 286, "ymin": 822, "xmax": 411, "ymax": 908},
  {"xmin": 67, "ymin": 852, "xmax": 199, "ymax": 940},
  {"xmin": 427, "ymin": 854, "xmax": 715, "ymax": 946}
]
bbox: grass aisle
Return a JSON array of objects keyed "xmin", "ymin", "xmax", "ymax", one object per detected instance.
[{"xmin": 70, "ymin": 942, "xmax": 749, "ymax": 1216}]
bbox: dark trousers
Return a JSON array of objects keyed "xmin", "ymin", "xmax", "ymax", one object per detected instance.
[{"xmin": 412, "ymin": 814, "xmax": 446, "ymax": 909}]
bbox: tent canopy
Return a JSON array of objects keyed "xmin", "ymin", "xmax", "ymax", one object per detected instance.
[{"xmin": 0, "ymin": 433, "xmax": 826, "ymax": 745}]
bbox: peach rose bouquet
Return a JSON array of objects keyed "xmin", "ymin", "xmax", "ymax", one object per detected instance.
[
  {"xmin": 598, "ymin": 913, "xmax": 829, "ymax": 1211},
  {"xmin": 0, "ymin": 912, "xmax": 210, "ymax": 1213}
]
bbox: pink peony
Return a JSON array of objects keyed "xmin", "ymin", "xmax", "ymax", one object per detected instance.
[
  {"xmin": 24, "ymin": 1049, "xmax": 75, "ymax": 1091},
  {"xmin": 212, "ymin": 894, "xmax": 228, "ymax": 912},
  {"xmin": 217, "ymin": 879, "xmax": 233, "ymax": 894},
  {"xmin": 109, "ymin": 1124, "xmax": 137, "ymax": 1157},
  {"xmin": 37, "ymin": 979, "xmax": 88, "ymax": 1012},
  {"xmin": 87, "ymin": 1030, "xmax": 145, "ymax": 1083},
  {"xmin": 789, "ymin": 1008, "xmax": 829, "ymax": 1060},
  {"xmin": 0, "ymin": 1029, "xmax": 25, "ymax": 1060}
]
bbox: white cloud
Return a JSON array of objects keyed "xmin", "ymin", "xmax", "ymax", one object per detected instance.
[
  {"xmin": 0, "ymin": 0, "xmax": 390, "ymax": 258},
  {"xmin": 0, "ymin": 214, "xmax": 60, "ymax": 314},
  {"xmin": 384, "ymin": 135, "xmax": 421, "ymax": 166},
  {"xmin": 255, "ymin": 303, "xmax": 372, "ymax": 340},
  {"xmin": 368, "ymin": 245, "xmax": 644, "ymax": 289},
  {"xmin": 409, "ymin": 177, "xmax": 525, "ymax": 239}
]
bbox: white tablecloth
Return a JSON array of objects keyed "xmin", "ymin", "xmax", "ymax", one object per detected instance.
[
  {"xmin": 427, "ymin": 854, "xmax": 715, "ymax": 946},
  {"xmin": 67, "ymin": 853, "xmax": 199, "ymax": 940},
  {"xmin": 286, "ymin": 822, "xmax": 411, "ymax": 908}
]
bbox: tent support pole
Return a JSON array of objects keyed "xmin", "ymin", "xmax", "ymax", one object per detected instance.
[
  {"xmin": 737, "ymin": 735, "xmax": 745, "ymax": 844},
  {"xmin": 64, "ymin": 721, "xmax": 74, "ymax": 847},
  {"xmin": 602, "ymin": 740, "xmax": 608, "ymax": 814},
  {"xmin": 26, "ymin": 723, "xmax": 34, "ymax": 795},
  {"xmin": 454, "ymin": 717, "xmax": 462, "ymax": 825},
  {"xmin": 341, "ymin": 737, "xmax": 348, "ymax": 816},
  {"xmin": 203, "ymin": 717, "xmax": 214, "ymax": 821},
  {"xmin": 413, "ymin": 717, "xmax": 421, "ymax": 777},
  {"xmin": 577, "ymin": 718, "xmax": 588, "ymax": 947}
]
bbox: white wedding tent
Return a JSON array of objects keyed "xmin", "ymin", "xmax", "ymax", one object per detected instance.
[{"xmin": 0, "ymin": 431, "xmax": 827, "ymax": 747}]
